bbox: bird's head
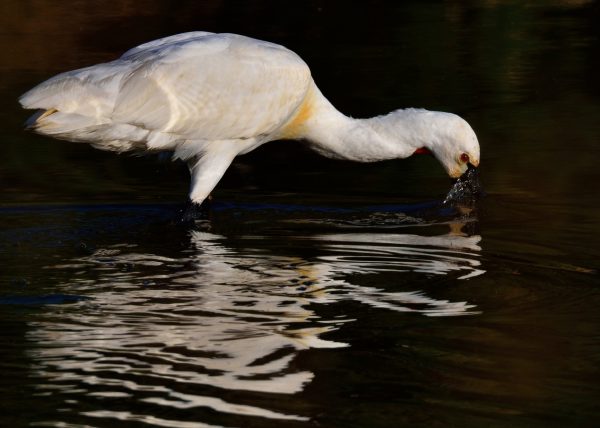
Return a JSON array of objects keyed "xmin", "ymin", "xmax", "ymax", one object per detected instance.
[{"xmin": 408, "ymin": 111, "xmax": 480, "ymax": 179}]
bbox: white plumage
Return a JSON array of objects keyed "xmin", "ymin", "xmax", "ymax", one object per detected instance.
[{"xmin": 20, "ymin": 32, "xmax": 480, "ymax": 204}]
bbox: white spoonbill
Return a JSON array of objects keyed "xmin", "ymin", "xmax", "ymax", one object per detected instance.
[{"xmin": 20, "ymin": 32, "xmax": 480, "ymax": 205}]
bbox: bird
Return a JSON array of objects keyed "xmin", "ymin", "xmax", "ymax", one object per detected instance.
[{"xmin": 20, "ymin": 31, "xmax": 480, "ymax": 206}]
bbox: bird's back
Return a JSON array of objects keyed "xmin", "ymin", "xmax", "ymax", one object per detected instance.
[{"xmin": 20, "ymin": 32, "xmax": 313, "ymax": 154}]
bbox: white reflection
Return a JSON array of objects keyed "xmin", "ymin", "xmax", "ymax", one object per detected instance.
[{"xmin": 29, "ymin": 225, "xmax": 483, "ymax": 424}]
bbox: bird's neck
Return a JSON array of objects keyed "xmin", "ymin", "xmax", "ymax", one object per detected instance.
[{"xmin": 293, "ymin": 84, "xmax": 436, "ymax": 162}]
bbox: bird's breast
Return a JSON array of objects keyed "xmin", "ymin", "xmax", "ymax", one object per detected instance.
[{"xmin": 277, "ymin": 85, "xmax": 316, "ymax": 140}]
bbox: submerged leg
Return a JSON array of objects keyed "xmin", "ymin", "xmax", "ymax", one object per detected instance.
[{"xmin": 181, "ymin": 197, "xmax": 211, "ymax": 222}]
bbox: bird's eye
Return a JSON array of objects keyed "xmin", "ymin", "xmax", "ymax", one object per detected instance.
[{"xmin": 460, "ymin": 153, "xmax": 470, "ymax": 163}]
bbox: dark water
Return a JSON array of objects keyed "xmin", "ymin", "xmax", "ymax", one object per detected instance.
[{"xmin": 1, "ymin": 1, "xmax": 600, "ymax": 427}]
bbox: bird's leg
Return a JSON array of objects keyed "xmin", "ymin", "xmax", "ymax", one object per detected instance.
[{"xmin": 182, "ymin": 148, "xmax": 236, "ymax": 221}]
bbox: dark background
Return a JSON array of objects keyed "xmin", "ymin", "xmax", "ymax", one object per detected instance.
[{"xmin": 1, "ymin": 2, "xmax": 600, "ymax": 427}]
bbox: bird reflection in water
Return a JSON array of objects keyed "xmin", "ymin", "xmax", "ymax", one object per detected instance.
[{"xmin": 28, "ymin": 216, "xmax": 484, "ymax": 424}]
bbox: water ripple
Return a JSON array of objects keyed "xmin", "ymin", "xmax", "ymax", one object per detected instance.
[{"xmin": 28, "ymin": 220, "xmax": 484, "ymax": 426}]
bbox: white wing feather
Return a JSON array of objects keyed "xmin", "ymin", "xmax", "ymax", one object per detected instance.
[
  {"xmin": 120, "ymin": 31, "xmax": 216, "ymax": 60},
  {"xmin": 20, "ymin": 32, "xmax": 312, "ymax": 147},
  {"xmin": 113, "ymin": 33, "xmax": 311, "ymax": 140}
]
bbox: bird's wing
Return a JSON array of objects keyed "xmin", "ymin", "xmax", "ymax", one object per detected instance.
[
  {"xmin": 112, "ymin": 33, "xmax": 312, "ymax": 141},
  {"xmin": 19, "ymin": 60, "xmax": 131, "ymax": 120},
  {"xmin": 120, "ymin": 31, "xmax": 216, "ymax": 60},
  {"xmin": 18, "ymin": 32, "xmax": 217, "ymax": 117}
]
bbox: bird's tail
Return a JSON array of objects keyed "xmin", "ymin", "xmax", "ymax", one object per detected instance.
[
  {"xmin": 24, "ymin": 107, "xmax": 96, "ymax": 137},
  {"xmin": 22, "ymin": 107, "xmax": 145, "ymax": 153},
  {"xmin": 19, "ymin": 64, "xmax": 147, "ymax": 153}
]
